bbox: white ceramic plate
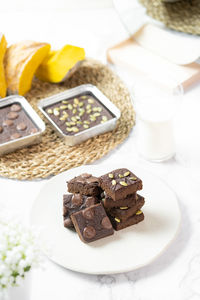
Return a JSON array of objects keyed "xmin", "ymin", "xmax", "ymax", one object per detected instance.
[{"xmin": 30, "ymin": 164, "xmax": 181, "ymax": 274}]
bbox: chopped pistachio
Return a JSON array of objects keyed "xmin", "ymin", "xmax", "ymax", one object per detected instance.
[
  {"xmin": 75, "ymin": 116, "xmax": 80, "ymax": 120},
  {"xmin": 53, "ymin": 109, "xmax": 59, "ymax": 116},
  {"xmin": 88, "ymin": 98, "xmax": 94, "ymax": 104},
  {"xmin": 124, "ymin": 171, "xmax": 130, "ymax": 177},
  {"xmin": 112, "ymin": 179, "xmax": 116, "ymax": 185},
  {"xmin": 86, "ymin": 109, "xmax": 92, "ymax": 114},
  {"xmin": 74, "ymin": 98, "xmax": 79, "ymax": 104},
  {"xmin": 77, "ymin": 121, "xmax": 83, "ymax": 125},
  {"xmin": 65, "ymin": 122, "xmax": 71, "ymax": 126},
  {"xmin": 73, "ymin": 103, "xmax": 78, "ymax": 108},
  {"xmin": 79, "ymin": 102, "xmax": 84, "ymax": 107},
  {"xmin": 108, "ymin": 173, "xmax": 114, "ymax": 178},
  {"xmin": 63, "ymin": 111, "xmax": 68, "ymax": 115},
  {"xmin": 90, "ymin": 116, "xmax": 96, "ymax": 121},
  {"xmin": 130, "ymin": 177, "xmax": 137, "ymax": 181},
  {"xmin": 59, "ymin": 115, "xmax": 68, "ymax": 121},
  {"xmin": 120, "ymin": 207, "xmax": 128, "ymax": 210},
  {"xmin": 47, "ymin": 109, "xmax": 53, "ymax": 114},
  {"xmin": 68, "ymin": 104, "xmax": 73, "ymax": 110},
  {"xmin": 62, "ymin": 100, "xmax": 68, "ymax": 104},
  {"xmin": 93, "ymin": 107, "xmax": 102, "ymax": 112},
  {"xmin": 120, "ymin": 181, "xmax": 128, "ymax": 186},
  {"xmin": 118, "ymin": 174, "xmax": 124, "ymax": 178},
  {"xmin": 92, "ymin": 107, "xmax": 99, "ymax": 112},
  {"xmin": 79, "ymin": 111, "xmax": 85, "ymax": 117},
  {"xmin": 86, "ymin": 104, "xmax": 91, "ymax": 110},
  {"xmin": 81, "ymin": 95, "xmax": 87, "ymax": 99},
  {"xmin": 83, "ymin": 124, "xmax": 89, "ymax": 129},
  {"xmin": 60, "ymin": 105, "xmax": 68, "ymax": 109},
  {"xmin": 136, "ymin": 210, "xmax": 142, "ymax": 215},
  {"xmin": 66, "ymin": 127, "xmax": 73, "ymax": 132},
  {"xmin": 72, "ymin": 109, "xmax": 77, "ymax": 114},
  {"xmin": 70, "ymin": 121, "xmax": 76, "ymax": 126},
  {"xmin": 115, "ymin": 218, "xmax": 121, "ymax": 223},
  {"xmin": 102, "ymin": 116, "xmax": 108, "ymax": 122},
  {"xmin": 93, "ymin": 112, "xmax": 100, "ymax": 117},
  {"xmin": 83, "ymin": 120, "xmax": 90, "ymax": 124},
  {"xmin": 72, "ymin": 127, "xmax": 79, "ymax": 133},
  {"xmin": 71, "ymin": 117, "xmax": 77, "ymax": 122}
]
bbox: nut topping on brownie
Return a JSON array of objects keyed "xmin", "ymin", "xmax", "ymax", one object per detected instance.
[
  {"xmin": 99, "ymin": 168, "xmax": 142, "ymax": 201},
  {"xmin": 106, "ymin": 194, "xmax": 145, "ymax": 222}
]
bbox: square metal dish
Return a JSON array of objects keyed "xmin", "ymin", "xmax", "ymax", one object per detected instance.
[
  {"xmin": 38, "ymin": 84, "xmax": 121, "ymax": 146},
  {"xmin": 0, "ymin": 96, "xmax": 45, "ymax": 155}
]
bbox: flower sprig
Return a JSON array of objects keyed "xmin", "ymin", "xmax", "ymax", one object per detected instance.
[{"xmin": 0, "ymin": 220, "xmax": 42, "ymax": 297}]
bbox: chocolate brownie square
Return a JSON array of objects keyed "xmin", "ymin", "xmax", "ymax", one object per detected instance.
[
  {"xmin": 67, "ymin": 173, "xmax": 102, "ymax": 196},
  {"xmin": 71, "ymin": 203, "xmax": 114, "ymax": 243},
  {"xmin": 102, "ymin": 193, "xmax": 138, "ymax": 209},
  {"xmin": 63, "ymin": 194, "xmax": 99, "ymax": 228},
  {"xmin": 108, "ymin": 210, "xmax": 144, "ymax": 231},
  {"xmin": 106, "ymin": 194, "xmax": 145, "ymax": 222},
  {"xmin": 99, "ymin": 168, "xmax": 142, "ymax": 201}
]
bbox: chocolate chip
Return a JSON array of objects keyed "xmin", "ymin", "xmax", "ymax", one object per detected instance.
[
  {"xmin": 86, "ymin": 177, "xmax": 99, "ymax": 184},
  {"xmin": 76, "ymin": 173, "xmax": 91, "ymax": 183},
  {"xmin": 3, "ymin": 119, "xmax": 13, "ymax": 127},
  {"xmin": 71, "ymin": 194, "xmax": 83, "ymax": 207},
  {"xmin": 85, "ymin": 197, "xmax": 96, "ymax": 207},
  {"xmin": 101, "ymin": 217, "xmax": 112, "ymax": 229},
  {"xmin": 10, "ymin": 133, "xmax": 21, "ymax": 140},
  {"xmin": 83, "ymin": 226, "xmax": 96, "ymax": 239},
  {"xmin": 0, "ymin": 126, "xmax": 3, "ymax": 133},
  {"xmin": 16, "ymin": 122, "xmax": 27, "ymax": 131},
  {"xmin": 81, "ymin": 173, "xmax": 91, "ymax": 179},
  {"xmin": 82, "ymin": 207, "xmax": 94, "ymax": 220},
  {"xmin": 30, "ymin": 128, "xmax": 38, "ymax": 134},
  {"xmin": 64, "ymin": 218, "xmax": 72, "ymax": 228},
  {"xmin": 10, "ymin": 104, "xmax": 21, "ymax": 112},
  {"xmin": 7, "ymin": 112, "xmax": 19, "ymax": 120}
]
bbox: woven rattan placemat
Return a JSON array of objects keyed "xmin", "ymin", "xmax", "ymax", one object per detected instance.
[
  {"xmin": 139, "ymin": 0, "xmax": 200, "ymax": 35},
  {"xmin": 0, "ymin": 59, "xmax": 135, "ymax": 180}
]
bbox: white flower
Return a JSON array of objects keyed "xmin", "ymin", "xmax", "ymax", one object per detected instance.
[
  {"xmin": 0, "ymin": 218, "xmax": 43, "ymax": 295},
  {"xmin": 0, "ymin": 277, "xmax": 9, "ymax": 286},
  {"xmin": 15, "ymin": 276, "xmax": 23, "ymax": 286}
]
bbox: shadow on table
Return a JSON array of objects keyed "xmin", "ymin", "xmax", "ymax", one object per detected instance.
[{"xmin": 115, "ymin": 199, "xmax": 190, "ymax": 281}]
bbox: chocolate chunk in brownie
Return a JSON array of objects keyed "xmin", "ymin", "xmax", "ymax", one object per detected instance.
[
  {"xmin": 108, "ymin": 210, "xmax": 144, "ymax": 231},
  {"xmin": 71, "ymin": 203, "xmax": 114, "ymax": 243},
  {"xmin": 102, "ymin": 193, "xmax": 138, "ymax": 209},
  {"xmin": 67, "ymin": 173, "xmax": 102, "ymax": 196},
  {"xmin": 63, "ymin": 194, "xmax": 99, "ymax": 228},
  {"xmin": 106, "ymin": 194, "xmax": 145, "ymax": 222},
  {"xmin": 99, "ymin": 168, "xmax": 142, "ymax": 201}
]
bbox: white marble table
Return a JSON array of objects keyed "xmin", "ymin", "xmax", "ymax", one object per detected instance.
[{"xmin": 0, "ymin": 6, "xmax": 200, "ymax": 300}]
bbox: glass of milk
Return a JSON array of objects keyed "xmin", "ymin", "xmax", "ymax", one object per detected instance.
[{"xmin": 133, "ymin": 79, "xmax": 183, "ymax": 162}]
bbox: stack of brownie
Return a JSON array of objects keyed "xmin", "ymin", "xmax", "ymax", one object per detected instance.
[
  {"xmin": 63, "ymin": 168, "xmax": 145, "ymax": 243},
  {"xmin": 63, "ymin": 173, "xmax": 114, "ymax": 243},
  {"xmin": 99, "ymin": 168, "xmax": 145, "ymax": 231}
]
